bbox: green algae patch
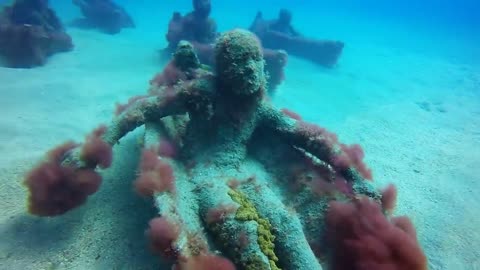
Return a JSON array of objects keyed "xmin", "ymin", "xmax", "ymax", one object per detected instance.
[
  {"xmin": 245, "ymin": 255, "xmax": 271, "ymax": 270},
  {"xmin": 228, "ymin": 189, "xmax": 281, "ymax": 270}
]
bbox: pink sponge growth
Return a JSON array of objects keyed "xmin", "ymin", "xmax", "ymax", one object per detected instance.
[
  {"xmin": 205, "ymin": 204, "xmax": 238, "ymax": 224},
  {"xmin": 158, "ymin": 138, "xmax": 178, "ymax": 158},
  {"xmin": 391, "ymin": 216, "xmax": 418, "ymax": 239},
  {"xmin": 24, "ymin": 142, "xmax": 102, "ymax": 216},
  {"xmin": 150, "ymin": 60, "xmax": 187, "ymax": 88},
  {"xmin": 281, "ymin": 108, "xmax": 302, "ymax": 121},
  {"xmin": 295, "ymin": 121, "xmax": 373, "ymax": 180},
  {"xmin": 333, "ymin": 144, "xmax": 372, "ymax": 180},
  {"xmin": 80, "ymin": 125, "xmax": 113, "ymax": 168},
  {"xmin": 381, "ymin": 184, "xmax": 398, "ymax": 212},
  {"xmin": 296, "ymin": 121, "xmax": 339, "ymax": 148},
  {"xmin": 146, "ymin": 217, "xmax": 180, "ymax": 260},
  {"xmin": 326, "ymin": 196, "xmax": 427, "ymax": 270},
  {"xmin": 177, "ymin": 254, "xmax": 236, "ymax": 270},
  {"xmin": 139, "ymin": 148, "xmax": 160, "ymax": 171},
  {"xmin": 47, "ymin": 141, "xmax": 79, "ymax": 162},
  {"xmin": 134, "ymin": 149, "xmax": 175, "ymax": 197}
]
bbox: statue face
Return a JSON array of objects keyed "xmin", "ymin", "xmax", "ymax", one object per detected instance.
[
  {"xmin": 215, "ymin": 30, "xmax": 266, "ymax": 96},
  {"xmin": 193, "ymin": 0, "xmax": 211, "ymax": 17}
]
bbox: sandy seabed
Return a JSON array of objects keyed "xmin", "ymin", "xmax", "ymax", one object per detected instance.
[{"xmin": 0, "ymin": 4, "xmax": 479, "ymax": 270}]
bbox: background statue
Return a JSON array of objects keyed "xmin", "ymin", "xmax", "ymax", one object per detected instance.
[
  {"xmin": 162, "ymin": 0, "xmax": 287, "ymax": 93},
  {"xmin": 0, "ymin": 0, "xmax": 73, "ymax": 68},
  {"xmin": 164, "ymin": 0, "xmax": 217, "ymax": 53},
  {"xmin": 250, "ymin": 9, "xmax": 345, "ymax": 68},
  {"xmin": 71, "ymin": 0, "xmax": 135, "ymax": 34}
]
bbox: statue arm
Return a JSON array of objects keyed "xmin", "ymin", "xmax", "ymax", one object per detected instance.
[
  {"xmin": 257, "ymin": 104, "xmax": 334, "ymax": 162},
  {"xmin": 102, "ymin": 93, "xmax": 187, "ymax": 145},
  {"xmin": 289, "ymin": 25, "xmax": 301, "ymax": 37},
  {"xmin": 61, "ymin": 90, "xmax": 188, "ymax": 169},
  {"xmin": 257, "ymin": 104, "xmax": 377, "ymax": 197}
]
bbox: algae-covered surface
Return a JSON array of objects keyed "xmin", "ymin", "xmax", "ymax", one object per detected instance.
[{"xmin": 0, "ymin": 1, "xmax": 479, "ymax": 269}]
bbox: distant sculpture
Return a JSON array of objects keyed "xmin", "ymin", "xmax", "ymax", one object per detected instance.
[
  {"xmin": 163, "ymin": 0, "xmax": 288, "ymax": 92},
  {"xmin": 266, "ymin": 9, "xmax": 300, "ymax": 37},
  {"xmin": 164, "ymin": 0, "xmax": 217, "ymax": 53},
  {"xmin": 0, "ymin": 0, "xmax": 73, "ymax": 68},
  {"xmin": 249, "ymin": 9, "xmax": 344, "ymax": 68},
  {"xmin": 71, "ymin": 0, "xmax": 135, "ymax": 34}
]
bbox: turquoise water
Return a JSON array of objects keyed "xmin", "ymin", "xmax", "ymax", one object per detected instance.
[{"xmin": 0, "ymin": 1, "xmax": 479, "ymax": 269}]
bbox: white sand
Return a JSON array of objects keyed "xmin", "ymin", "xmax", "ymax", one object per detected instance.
[{"xmin": 0, "ymin": 1, "xmax": 479, "ymax": 269}]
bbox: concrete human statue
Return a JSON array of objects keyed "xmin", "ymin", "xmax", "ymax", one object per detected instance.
[
  {"xmin": 71, "ymin": 0, "xmax": 135, "ymax": 34},
  {"xmin": 250, "ymin": 8, "xmax": 345, "ymax": 67},
  {"xmin": 0, "ymin": 0, "xmax": 73, "ymax": 67}
]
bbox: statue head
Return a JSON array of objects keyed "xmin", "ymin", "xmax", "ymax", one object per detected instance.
[
  {"xmin": 278, "ymin": 9, "xmax": 292, "ymax": 26},
  {"xmin": 215, "ymin": 29, "xmax": 266, "ymax": 96},
  {"xmin": 192, "ymin": 0, "xmax": 211, "ymax": 18},
  {"xmin": 173, "ymin": 41, "xmax": 200, "ymax": 71},
  {"xmin": 20, "ymin": 0, "xmax": 49, "ymax": 10}
]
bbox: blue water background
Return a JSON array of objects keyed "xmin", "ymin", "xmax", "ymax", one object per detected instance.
[
  {"xmin": 46, "ymin": 0, "xmax": 480, "ymax": 65},
  {"xmin": 2, "ymin": 0, "xmax": 475, "ymax": 64}
]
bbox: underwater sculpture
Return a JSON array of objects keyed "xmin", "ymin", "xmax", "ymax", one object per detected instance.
[
  {"xmin": 164, "ymin": 0, "xmax": 217, "ymax": 53},
  {"xmin": 0, "ymin": 0, "xmax": 73, "ymax": 68},
  {"xmin": 163, "ymin": 0, "xmax": 287, "ymax": 92},
  {"xmin": 249, "ymin": 9, "xmax": 345, "ymax": 68},
  {"xmin": 71, "ymin": 0, "xmax": 135, "ymax": 34},
  {"xmin": 23, "ymin": 30, "xmax": 427, "ymax": 270}
]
